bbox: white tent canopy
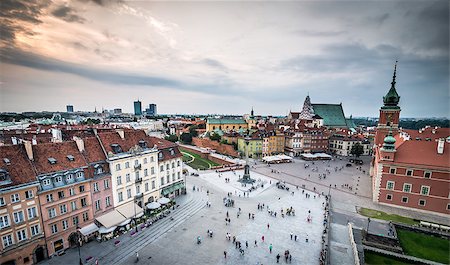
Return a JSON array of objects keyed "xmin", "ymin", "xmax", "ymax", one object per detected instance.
[
  {"xmin": 116, "ymin": 202, "xmax": 144, "ymax": 219},
  {"xmin": 262, "ymin": 154, "xmax": 294, "ymax": 163},
  {"xmin": 158, "ymin": 197, "xmax": 170, "ymax": 205},
  {"xmin": 99, "ymin": 226, "xmax": 117, "ymax": 234},
  {"xmin": 96, "ymin": 210, "xmax": 126, "ymax": 228},
  {"xmin": 79, "ymin": 223, "xmax": 99, "ymax": 236},
  {"xmin": 146, "ymin": 201, "xmax": 161, "ymax": 210}
]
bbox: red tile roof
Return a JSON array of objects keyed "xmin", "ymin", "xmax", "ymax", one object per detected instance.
[
  {"xmin": 82, "ymin": 137, "xmax": 106, "ymax": 163},
  {"xmin": 32, "ymin": 141, "xmax": 88, "ymax": 175},
  {"xmin": 0, "ymin": 145, "xmax": 37, "ymax": 187},
  {"xmin": 402, "ymin": 127, "xmax": 450, "ymax": 141}
]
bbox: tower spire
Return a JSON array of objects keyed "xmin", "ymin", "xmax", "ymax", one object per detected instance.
[{"xmin": 383, "ymin": 61, "xmax": 400, "ymax": 107}]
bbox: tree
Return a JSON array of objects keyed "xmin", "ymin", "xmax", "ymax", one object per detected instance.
[
  {"xmin": 210, "ymin": 133, "xmax": 221, "ymax": 142},
  {"xmin": 350, "ymin": 142, "xmax": 364, "ymax": 158},
  {"xmin": 180, "ymin": 133, "xmax": 192, "ymax": 144},
  {"xmin": 189, "ymin": 125, "xmax": 199, "ymax": 137},
  {"xmin": 165, "ymin": 134, "xmax": 178, "ymax": 143},
  {"xmin": 220, "ymin": 139, "xmax": 228, "ymax": 145}
]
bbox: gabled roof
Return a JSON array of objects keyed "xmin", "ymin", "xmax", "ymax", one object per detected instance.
[
  {"xmin": 97, "ymin": 130, "xmax": 148, "ymax": 154},
  {"xmin": 312, "ymin": 104, "xmax": 347, "ymax": 127},
  {"xmin": 32, "ymin": 141, "xmax": 87, "ymax": 175},
  {"xmin": 0, "ymin": 145, "xmax": 37, "ymax": 187},
  {"xmin": 82, "ymin": 137, "xmax": 106, "ymax": 163}
]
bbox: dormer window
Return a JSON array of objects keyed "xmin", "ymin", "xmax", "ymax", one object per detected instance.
[
  {"xmin": 94, "ymin": 164, "xmax": 103, "ymax": 175},
  {"xmin": 54, "ymin": 176, "xmax": 63, "ymax": 183},
  {"xmin": 158, "ymin": 152, "xmax": 163, "ymax": 159},
  {"xmin": 170, "ymin": 149, "xmax": 175, "ymax": 156},
  {"xmin": 138, "ymin": 140, "xmax": 147, "ymax": 148},
  {"xmin": 66, "ymin": 174, "xmax": 74, "ymax": 182},
  {"xmin": 48, "ymin": 158, "xmax": 57, "ymax": 164},
  {"xmin": 66, "ymin": 155, "xmax": 75, "ymax": 161},
  {"xmin": 77, "ymin": 172, "xmax": 84, "ymax": 179},
  {"xmin": 3, "ymin": 158, "xmax": 11, "ymax": 165},
  {"xmin": 111, "ymin": 144, "xmax": 123, "ymax": 154},
  {"xmin": 43, "ymin": 179, "xmax": 51, "ymax": 186},
  {"xmin": 0, "ymin": 169, "xmax": 11, "ymax": 182}
]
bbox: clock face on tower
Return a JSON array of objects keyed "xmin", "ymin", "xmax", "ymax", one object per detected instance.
[{"xmin": 387, "ymin": 114, "xmax": 393, "ymax": 122}]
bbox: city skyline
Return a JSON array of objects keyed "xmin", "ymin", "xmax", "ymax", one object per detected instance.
[{"xmin": 0, "ymin": 0, "xmax": 449, "ymax": 118}]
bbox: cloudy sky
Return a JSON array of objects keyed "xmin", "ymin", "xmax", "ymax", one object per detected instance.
[{"xmin": 0, "ymin": 0, "xmax": 448, "ymax": 117}]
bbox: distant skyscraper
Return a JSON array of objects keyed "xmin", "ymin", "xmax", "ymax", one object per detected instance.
[
  {"xmin": 66, "ymin": 105, "xmax": 74, "ymax": 113},
  {"xmin": 147, "ymin": 104, "xmax": 157, "ymax": 116},
  {"xmin": 113, "ymin": 108, "xmax": 122, "ymax": 114},
  {"xmin": 134, "ymin": 100, "xmax": 142, "ymax": 115}
]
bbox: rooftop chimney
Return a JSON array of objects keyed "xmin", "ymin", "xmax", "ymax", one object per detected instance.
[
  {"xmin": 23, "ymin": 140, "xmax": 34, "ymax": 161},
  {"xmin": 73, "ymin": 136, "xmax": 85, "ymax": 152},
  {"xmin": 116, "ymin": 129, "xmax": 124, "ymax": 139},
  {"xmin": 437, "ymin": 138, "xmax": 444, "ymax": 154},
  {"xmin": 51, "ymin": 128, "xmax": 62, "ymax": 143},
  {"xmin": 11, "ymin": 137, "xmax": 18, "ymax": 145}
]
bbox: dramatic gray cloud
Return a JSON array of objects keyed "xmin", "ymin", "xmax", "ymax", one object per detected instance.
[{"xmin": 0, "ymin": 0, "xmax": 448, "ymax": 117}]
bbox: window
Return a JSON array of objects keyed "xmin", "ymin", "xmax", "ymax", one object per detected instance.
[
  {"xmin": 135, "ymin": 171, "xmax": 140, "ymax": 179},
  {"xmin": 118, "ymin": 192, "xmax": 123, "ymax": 202},
  {"xmin": 0, "ymin": 197, "xmax": 5, "ymax": 206},
  {"xmin": 403, "ymin": 183, "xmax": 412, "ymax": 193},
  {"xmin": 136, "ymin": 185, "xmax": 140, "ymax": 194},
  {"xmin": 125, "ymin": 162, "xmax": 130, "ymax": 168},
  {"xmin": 116, "ymin": 164, "xmax": 121, "ymax": 171},
  {"xmin": 117, "ymin": 176, "xmax": 122, "ymax": 185},
  {"xmin": 166, "ymin": 164, "xmax": 169, "ymax": 170},
  {"xmin": 126, "ymin": 174, "xmax": 130, "ymax": 183},
  {"xmin": 160, "ymin": 165, "xmax": 164, "ymax": 172},
  {"xmin": 166, "ymin": 175, "xmax": 170, "ymax": 184},
  {"xmin": 177, "ymin": 172, "xmax": 181, "ymax": 180},
  {"xmin": 0, "ymin": 215, "xmax": 10, "ymax": 229},
  {"xmin": 11, "ymin": 194, "xmax": 19, "ymax": 203},
  {"xmin": 49, "ymin": 208, "xmax": 57, "ymax": 219},
  {"xmin": 151, "ymin": 156, "xmax": 154, "ymax": 162},
  {"xmin": 71, "ymin": 201, "xmax": 77, "ymax": 211},
  {"xmin": 43, "ymin": 179, "xmax": 51, "ymax": 186},
  {"xmin": 79, "ymin": 185, "xmax": 85, "ymax": 192},
  {"xmin": 25, "ymin": 190, "xmax": 34, "ymax": 199},
  {"xmin": 127, "ymin": 189, "xmax": 131, "ymax": 199},
  {"xmin": 406, "ymin": 169, "xmax": 413, "ymax": 176},
  {"xmin": 447, "ymin": 204, "xmax": 450, "ymax": 211},
  {"xmin": 145, "ymin": 182, "xmax": 149, "ymax": 192},
  {"xmin": 177, "ymin": 160, "xmax": 180, "ymax": 167},
  {"xmin": 151, "ymin": 167, "xmax": 155, "ymax": 175},
  {"xmin": 389, "ymin": 167, "xmax": 396, "ymax": 174},
  {"xmin": 144, "ymin": 169, "xmax": 148, "ymax": 176},
  {"xmin": 67, "ymin": 174, "xmax": 73, "ymax": 182},
  {"xmin": 69, "ymin": 188, "xmax": 75, "ymax": 196},
  {"xmin": 144, "ymin": 158, "xmax": 147, "ymax": 164},
  {"xmin": 51, "ymin": 224, "xmax": 58, "ymax": 234},
  {"xmin": 134, "ymin": 160, "xmax": 139, "ymax": 166},
  {"xmin": 421, "ymin": 186, "xmax": 430, "ymax": 196},
  {"xmin": 152, "ymin": 180, "xmax": 155, "ymax": 190},
  {"xmin": 81, "ymin": 198, "xmax": 87, "ymax": 207},
  {"xmin": 16, "ymin": 229, "xmax": 27, "ymax": 241},
  {"xmin": 424, "ymin": 171, "xmax": 432, "ymax": 179},
  {"xmin": 95, "ymin": 200, "xmax": 101, "ymax": 211},
  {"xmin": 60, "ymin": 204, "xmax": 67, "ymax": 214},
  {"xmin": 72, "ymin": 216, "xmax": 79, "ymax": 226},
  {"xmin": 401, "ymin": 197, "xmax": 408, "ymax": 203},
  {"xmin": 46, "ymin": 194, "xmax": 53, "ymax": 202},
  {"xmin": 386, "ymin": 194, "xmax": 392, "ymax": 200},
  {"xmin": 62, "ymin": 220, "xmax": 68, "ymax": 230},
  {"xmin": 82, "ymin": 212, "xmax": 89, "ymax": 222},
  {"xmin": 172, "ymin": 162, "xmax": 175, "ymax": 168},
  {"xmin": 2, "ymin": 234, "xmax": 13, "ymax": 248},
  {"xmin": 27, "ymin": 207, "xmax": 37, "ymax": 219},
  {"xmin": 104, "ymin": 179, "xmax": 110, "ymax": 189},
  {"xmin": 58, "ymin": 191, "xmax": 65, "ymax": 199},
  {"xmin": 419, "ymin": 199, "xmax": 426, "ymax": 206},
  {"xmin": 94, "ymin": 182, "xmax": 99, "ymax": 192},
  {"xmin": 77, "ymin": 172, "xmax": 84, "ymax": 179},
  {"xmin": 106, "ymin": 196, "xmax": 111, "ymax": 207},
  {"xmin": 30, "ymin": 225, "xmax": 40, "ymax": 236},
  {"xmin": 161, "ymin": 177, "xmax": 164, "ymax": 186},
  {"xmin": 386, "ymin": 181, "xmax": 395, "ymax": 190},
  {"xmin": 172, "ymin": 173, "xmax": 175, "ymax": 182},
  {"xmin": 54, "ymin": 176, "xmax": 63, "ymax": 183},
  {"xmin": 13, "ymin": 211, "xmax": 24, "ymax": 223}
]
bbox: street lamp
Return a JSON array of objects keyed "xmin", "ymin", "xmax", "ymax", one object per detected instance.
[
  {"xmin": 76, "ymin": 227, "xmax": 83, "ymax": 265},
  {"xmin": 366, "ymin": 217, "xmax": 371, "ymax": 238},
  {"xmin": 134, "ymin": 197, "xmax": 138, "ymax": 233}
]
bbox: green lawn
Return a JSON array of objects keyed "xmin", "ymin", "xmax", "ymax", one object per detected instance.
[
  {"xmin": 364, "ymin": 250, "xmax": 420, "ymax": 265},
  {"xmin": 180, "ymin": 149, "xmax": 220, "ymax": 170},
  {"xmin": 397, "ymin": 228, "xmax": 450, "ymax": 264},
  {"xmin": 359, "ymin": 208, "xmax": 419, "ymax": 225}
]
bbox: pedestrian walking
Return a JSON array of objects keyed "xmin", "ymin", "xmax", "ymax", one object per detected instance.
[
  {"xmin": 269, "ymin": 243, "xmax": 273, "ymax": 253},
  {"xmin": 224, "ymin": 251, "xmax": 227, "ymax": 259},
  {"xmin": 135, "ymin": 251, "xmax": 139, "ymax": 263},
  {"xmin": 267, "ymin": 223, "xmax": 270, "ymax": 229},
  {"xmin": 294, "ymin": 234, "xmax": 297, "ymax": 241},
  {"xmin": 262, "ymin": 235, "xmax": 265, "ymax": 242},
  {"xmin": 276, "ymin": 254, "xmax": 281, "ymax": 263},
  {"xmin": 254, "ymin": 240, "xmax": 258, "ymax": 247},
  {"xmin": 249, "ymin": 213, "xmax": 251, "ymax": 219},
  {"xmin": 290, "ymin": 232, "xmax": 293, "ymax": 240},
  {"xmin": 246, "ymin": 241, "xmax": 248, "ymax": 248}
]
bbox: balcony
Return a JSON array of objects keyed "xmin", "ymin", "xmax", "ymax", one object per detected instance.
[
  {"xmin": 134, "ymin": 164, "xmax": 142, "ymax": 171},
  {"xmin": 135, "ymin": 178, "xmax": 143, "ymax": 184},
  {"xmin": 135, "ymin": 193, "xmax": 143, "ymax": 199}
]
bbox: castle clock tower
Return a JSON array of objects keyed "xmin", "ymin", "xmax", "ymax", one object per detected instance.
[{"xmin": 375, "ymin": 62, "xmax": 401, "ymax": 146}]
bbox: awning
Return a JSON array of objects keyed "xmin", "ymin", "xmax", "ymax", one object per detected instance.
[
  {"xmin": 116, "ymin": 202, "xmax": 144, "ymax": 219},
  {"xmin": 79, "ymin": 223, "xmax": 99, "ymax": 236},
  {"xmin": 158, "ymin": 197, "xmax": 170, "ymax": 204},
  {"xmin": 146, "ymin": 201, "xmax": 161, "ymax": 210},
  {"xmin": 96, "ymin": 210, "xmax": 127, "ymax": 228},
  {"xmin": 99, "ymin": 226, "xmax": 117, "ymax": 234},
  {"xmin": 162, "ymin": 182, "xmax": 185, "ymax": 195},
  {"xmin": 135, "ymin": 212, "xmax": 144, "ymax": 218},
  {"xmin": 118, "ymin": 219, "xmax": 131, "ymax": 226}
]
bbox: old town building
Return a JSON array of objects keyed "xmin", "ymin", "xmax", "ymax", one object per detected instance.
[
  {"xmin": 329, "ymin": 132, "xmax": 372, "ymax": 156},
  {"xmin": 371, "ymin": 64, "xmax": 450, "ymax": 216},
  {"xmin": 0, "ymin": 144, "xmax": 47, "ymax": 265}
]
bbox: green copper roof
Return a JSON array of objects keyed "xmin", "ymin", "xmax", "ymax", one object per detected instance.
[
  {"xmin": 345, "ymin": 118, "xmax": 357, "ymax": 129},
  {"xmin": 207, "ymin": 118, "xmax": 247, "ymax": 124},
  {"xmin": 312, "ymin": 104, "xmax": 347, "ymax": 127},
  {"xmin": 382, "ymin": 131, "xmax": 396, "ymax": 151},
  {"xmin": 383, "ymin": 62, "xmax": 400, "ymax": 107}
]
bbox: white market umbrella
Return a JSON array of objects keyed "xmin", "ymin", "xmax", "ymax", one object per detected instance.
[
  {"xmin": 146, "ymin": 201, "xmax": 161, "ymax": 210},
  {"xmin": 158, "ymin": 197, "xmax": 170, "ymax": 205}
]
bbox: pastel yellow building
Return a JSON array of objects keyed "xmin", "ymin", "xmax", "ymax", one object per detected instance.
[
  {"xmin": 262, "ymin": 132, "xmax": 285, "ymax": 156},
  {"xmin": 206, "ymin": 118, "xmax": 249, "ymax": 132}
]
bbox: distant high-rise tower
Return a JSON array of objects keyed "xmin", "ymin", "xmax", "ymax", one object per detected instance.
[
  {"xmin": 147, "ymin": 104, "xmax": 157, "ymax": 116},
  {"xmin": 134, "ymin": 100, "xmax": 142, "ymax": 115},
  {"xmin": 66, "ymin": 105, "xmax": 74, "ymax": 113}
]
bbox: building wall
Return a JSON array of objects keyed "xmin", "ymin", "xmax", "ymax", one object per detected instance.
[
  {"xmin": 38, "ymin": 180, "xmax": 94, "ymax": 256},
  {"xmin": 90, "ymin": 174, "xmax": 114, "ymax": 217},
  {"xmin": 237, "ymin": 138, "xmax": 262, "ymax": 158},
  {"xmin": 206, "ymin": 122, "xmax": 248, "ymax": 132},
  {"xmin": 329, "ymin": 139, "xmax": 371, "ymax": 156},
  {"xmin": 0, "ymin": 185, "xmax": 47, "ymax": 265},
  {"xmin": 157, "ymin": 158, "xmax": 183, "ymax": 199}
]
